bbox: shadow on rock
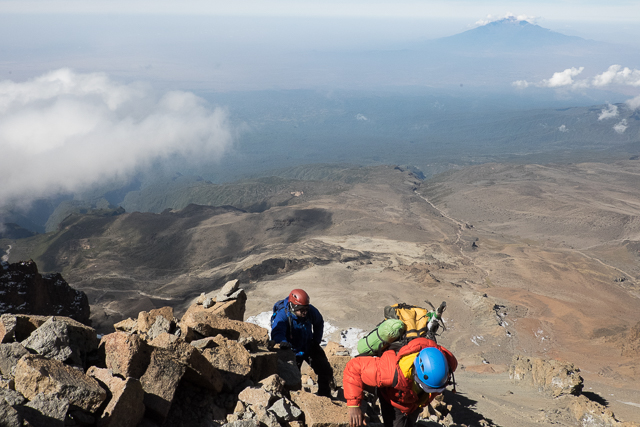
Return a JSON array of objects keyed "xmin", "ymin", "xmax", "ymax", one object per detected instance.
[
  {"xmin": 445, "ymin": 390, "xmax": 497, "ymax": 427},
  {"xmin": 582, "ymin": 391, "xmax": 609, "ymax": 407}
]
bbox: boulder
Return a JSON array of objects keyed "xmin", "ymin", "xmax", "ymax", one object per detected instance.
[
  {"xmin": 19, "ymin": 393, "xmax": 69, "ymax": 427},
  {"xmin": 0, "ymin": 342, "xmax": 29, "ymax": 377},
  {"xmin": 270, "ymin": 397, "xmax": 303, "ymax": 422},
  {"xmin": 200, "ymin": 335, "xmax": 252, "ymax": 391},
  {"xmin": 15, "ymin": 355, "xmax": 107, "ymax": 413},
  {"xmin": 249, "ymin": 349, "xmax": 279, "ymax": 383},
  {"xmin": 569, "ymin": 394, "xmax": 631, "ymax": 426},
  {"xmin": 113, "ymin": 318, "xmax": 137, "ymax": 333},
  {"xmin": 216, "ymin": 279, "xmax": 240, "ymax": 301},
  {"xmin": 210, "ymin": 290, "xmax": 248, "ymax": 321},
  {"xmin": 276, "ymin": 349, "xmax": 302, "ymax": 390},
  {"xmin": 179, "ymin": 310, "xmax": 268, "ymax": 344},
  {"xmin": 21, "ymin": 316, "xmax": 98, "ymax": 367},
  {"xmin": 509, "ymin": 355, "xmax": 583, "ymax": 397},
  {"xmin": 87, "ymin": 367, "xmax": 146, "ymax": 427},
  {"xmin": 259, "ymin": 374, "xmax": 285, "ymax": 395},
  {"xmin": 139, "ymin": 348, "xmax": 187, "ymax": 423},
  {"xmin": 0, "ymin": 314, "xmax": 49, "ymax": 343},
  {"xmin": 290, "ymin": 390, "xmax": 349, "ymax": 427},
  {"xmin": 0, "ymin": 260, "xmax": 90, "ymax": 325},
  {"xmin": 100, "ymin": 332, "xmax": 152, "ymax": 379},
  {"xmin": 238, "ymin": 386, "xmax": 275, "ymax": 408},
  {"xmin": 0, "ymin": 388, "xmax": 27, "ymax": 406},
  {"xmin": 149, "ymin": 335, "xmax": 223, "ymax": 392},
  {"xmin": 252, "ymin": 404, "xmax": 280, "ymax": 427},
  {"xmin": 0, "ymin": 374, "xmax": 14, "ymax": 389},
  {"xmin": 147, "ymin": 316, "xmax": 172, "ymax": 341},
  {"xmin": 326, "ymin": 351, "xmax": 351, "ymax": 388},
  {"xmin": 0, "ymin": 398, "xmax": 22, "ymax": 427},
  {"xmin": 137, "ymin": 307, "xmax": 175, "ymax": 335}
]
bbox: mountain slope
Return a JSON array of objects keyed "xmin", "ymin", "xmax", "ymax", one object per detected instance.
[{"xmin": 433, "ymin": 18, "xmax": 593, "ymax": 51}]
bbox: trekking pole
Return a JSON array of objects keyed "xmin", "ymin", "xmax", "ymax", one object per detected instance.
[{"xmin": 425, "ymin": 301, "xmax": 447, "ymax": 340}]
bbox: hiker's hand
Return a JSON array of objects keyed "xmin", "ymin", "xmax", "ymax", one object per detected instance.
[
  {"xmin": 348, "ymin": 407, "xmax": 366, "ymax": 427},
  {"xmin": 278, "ymin": 342, "xmax": 291, "ymax": 350}
]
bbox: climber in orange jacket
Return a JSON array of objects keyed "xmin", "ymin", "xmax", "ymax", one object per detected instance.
[{"xmin": 343, "ymin": 337, "xmax": 457, "ymax": 427}]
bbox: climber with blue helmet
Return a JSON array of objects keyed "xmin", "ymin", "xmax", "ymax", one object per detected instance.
[{"xmin": 343, "ymin": 337, "xmax": 457, "ymax": 427}]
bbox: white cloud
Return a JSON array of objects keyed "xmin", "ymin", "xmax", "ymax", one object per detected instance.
[
  {"xmin": 512, "ymin": 80, "xmax": 531, "ymax": 89},
  {"xmin": 613, "ymin": 119, "xmax": 628, "ymax": 134},
  {"xmin": 475, "ymin": 12, "xmax": 538, "ymax": 26},
  {"xmin": 0, "ymin": 68, "xmax": 233, "ymax": 206},
  {"xmin": 540, "ymin": 67, "xmax": 584, "ymax": 88},
  {"xmin": 592, "ymin": 65, "xmax": 640, "ymax": 87},
  {"xmin": 356, "ymin": 113, "xmax": 368, "ymax": 121},
  {"xmin": 558, "ymin": 125, "xmax": 568, "ymax": 132},
  {"xmin": 598, "ymin": 103, "xmax": 619, "ymax": 120},
  {"xmin": 626, "ymin": 95, "xmax": 640, "ymax": 110}
]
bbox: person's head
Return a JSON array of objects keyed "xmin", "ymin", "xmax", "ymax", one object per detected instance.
[
  {"xmin": 288, "ymin": 289, "xmax": 310, "ymax": 317},
  {"xmin": 413, "ymin": 347, "xmax": 449, "ymax": 393}
]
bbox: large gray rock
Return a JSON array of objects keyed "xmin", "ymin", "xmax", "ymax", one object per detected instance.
[
  {"xmin": 20, "ymin": 392, "xmax": 70, "ymax": 427},
  {"xmin": 147, "ymin": 316, "xmax": 172, "ymax": 341},
  {"xmin": 21, "ymin": 317, "xmax": 77, "ymax": 364},
  {"xmin": 14, "ymin": 354, "xmax": 107, "ymax": 413},
  {"xmin": 0, "ymin": 388, "xmax": 27, "ymax": 406},
  {"xmin": 270, "ymin": 397, "xmax": 303, "ymax": 422},
  {"xmin": 0, "ymin": 398, "xmax": 23, "ymax": 427},
  {"xmin": 20, "ymin": 316, "xmax": 98, "ymax": 368},
  {"xmin": 0, "ymin": 342, "xmax": 29, "ymax": 377}
]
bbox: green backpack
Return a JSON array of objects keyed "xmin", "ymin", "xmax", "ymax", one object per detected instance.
[{"xmin": 356, "ymin": 319, "xmax": 406, "ymax": 356}]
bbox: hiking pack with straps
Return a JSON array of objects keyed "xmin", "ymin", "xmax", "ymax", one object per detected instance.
[
  {"xmin": 356, "ymin": 301, "xmax": 447, "ymax": 356},
  {"xmin": 271, "ymin": 298, "xmax": 293, "ymax": 341}
]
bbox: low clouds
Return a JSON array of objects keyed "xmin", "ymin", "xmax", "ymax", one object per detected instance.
[
  {"xmin": 613, "ymin": 119, "xmax": 628, "ymax": 134},
  {"xmin": 598, "ymin": 103, "xmax": 619, "ymax": 120},
  {"xmin": 592, "ymin": 65, "xmax": 640, "ymax": 87},
  {"xmin": 513, "ymin": 65, "xmax": 640, "ymax": 92},
  {"xmin": 0, "ymin": 69, "xmax": 233, "ymax": 206},
  {"xmin": 514, "ymin": 65, "xmax": 640, "ymax": 113}
]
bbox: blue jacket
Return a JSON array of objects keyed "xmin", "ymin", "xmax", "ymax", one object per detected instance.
[{"xmin": 271, "ymin": 297, "xmax": 324, "ymax": 355}]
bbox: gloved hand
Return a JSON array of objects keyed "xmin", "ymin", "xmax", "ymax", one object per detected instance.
[{"xmin": 278, "ymin": 342, "xmax": 291, "ymax": 350}]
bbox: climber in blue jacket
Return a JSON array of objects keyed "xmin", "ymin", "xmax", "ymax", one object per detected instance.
[{"xmin": 271, "ymin": 288, "xmax": 333, "ymax": 397}]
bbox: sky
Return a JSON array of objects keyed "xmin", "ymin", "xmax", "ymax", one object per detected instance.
[{"xmin": 1, "ymin": 0, "xmax": 640, "ymax": 218}]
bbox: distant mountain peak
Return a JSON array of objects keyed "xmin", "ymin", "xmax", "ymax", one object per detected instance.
[{"xmin": 433, "ymin": 17, "xmax": 589, "ymax": 51}]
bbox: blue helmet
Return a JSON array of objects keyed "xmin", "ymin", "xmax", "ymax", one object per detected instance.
[{"xmin": 413, "ymin": 347, "xmax": 449, "ymax": 393}]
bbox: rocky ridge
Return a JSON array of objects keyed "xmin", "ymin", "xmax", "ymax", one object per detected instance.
[
  {"xmin": 0, "ymin": 267, "xmax": 637, "ymax": 426},
  {"xmin": 0, "ymin": 260, "xmax": 90, "ymax": 325}
]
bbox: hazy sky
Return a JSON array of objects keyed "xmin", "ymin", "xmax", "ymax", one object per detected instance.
[{"xmin": 1, "ymin": 0, "xmax": 640, "ymax": 214}]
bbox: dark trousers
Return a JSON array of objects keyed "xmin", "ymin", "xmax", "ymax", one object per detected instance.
[
  {"xmin": 379, "ymin": 391, "xmax": 421, "ymax": 427},
  {"xmin": 296, "ymin": 342, "xmax": 333, "ymax": 397}
]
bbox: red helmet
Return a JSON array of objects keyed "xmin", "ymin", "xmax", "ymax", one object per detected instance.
[{"xmin": 288, "ymin": 289, "xmax": 310, "ymax": 306}]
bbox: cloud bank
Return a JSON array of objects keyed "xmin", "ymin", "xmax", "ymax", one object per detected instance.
[
  {"xmin": 514, "ymin": 65, "xmax": 640, "ymax": 111},
  {"xmin": 0, "ymin": 69, "xmax": 233, "ymax": 206}
]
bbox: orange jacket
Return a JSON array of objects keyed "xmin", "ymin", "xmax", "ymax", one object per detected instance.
[{"xmin": 343, "ymin": 338, "xmax": 457, "ymax": 414}]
